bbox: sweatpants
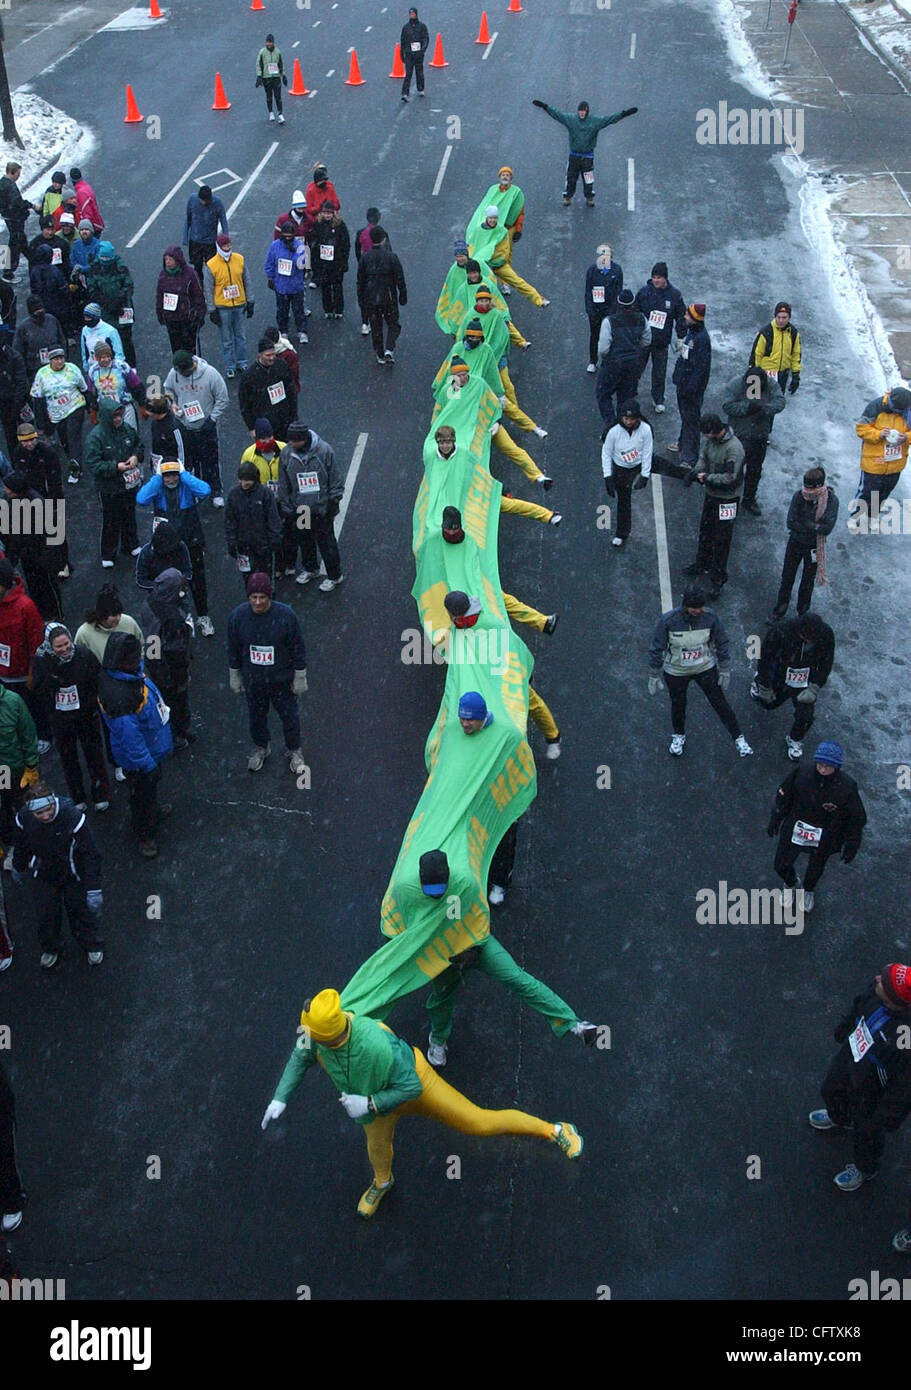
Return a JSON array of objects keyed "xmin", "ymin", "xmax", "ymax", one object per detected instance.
[
  {"xmin": 821, "ymin": 1046, "xmax": 911, "ymax": 1176},
  {"xmin": 663, "ymin": 668, "xmax": 741, "ymax": 738}
]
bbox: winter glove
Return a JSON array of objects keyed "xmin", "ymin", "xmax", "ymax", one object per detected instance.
[
  {"xmin": 209, "ymin": 309, "xmax": 221, "ymax": 326},
  {"xmin": 751, "ymin": 681, "xmax": 775, "ymax": 703},
  {"xmin": 603, "ymin": 476, "xmax": 615, "ymax": 497},
  {"xmin": 267, "ymin": 278, "xmax": 275, "ymax": 291},
  {"xmin": 621, "ymin": 107, "xmax": 639, "ymax": 118},
  {"xmin": 261, "ymin": 1099, "xmax": 286, "ymax": 1129},
  {"xmin": 244, "ymin": 301, "xmax": 255, "ymax": 318},
  {"xmin": 339, "ymin": 1093, "xmax": 370, "ymax": 1120},
  {"xmin": 282, "ymin": 74, "xmax": 288, "ymax": 86},
  {"xmin": 20, "ymin": 766, "xmax": 39, "ymax": 788},
  {"xmin": 292, "ymin": 669, "xmax": 308, "ymax": 695},
  {"xmin": 717, "ymin": 669, "xmax": 731, "ymax": 690},
  {"xmin": 399, "ymin": 292, "xmax": 407, "ymax": 307},
  {"xmin": 86, "ymin": 889, "xmax": 102, "ymax": 913},
  {"xmin": 767, "ymin": 817, "xmax": 780, "ymax": 838},
  {"xmin": 841, "ymin": 844, "xmax": 858, "ymax": 864},
  {"xmin": 532, "ymin": 99, "xmax": 547, "ymax": 109},
  {"xmin": 512, "ymin": 229, "xmax": 522, "ymax": 243},
  {"xmin": 229, "ymin": 668, "xmax": 243, "ymax": 694},
  {"xmin": 634, "ymin": 474, "xmax": 648, "ymax": 490},
  {"xmin": 647, "ymin": 675, "xmax": 662, "ymax": 696},
  {"xmin": 795, "ymin": 682, "xmax": 819, "ymax": 704},
  {"xmin": 255, "ymin": 75, "xmax": 264, "ymax": 88},
  {"xmin": 10, "ymin": 866, "xmax": 24, "ymax": 886},
  {"xmin": 673, "ymin": 338, "xmax": 685, "ymax": 354},
  {"xmin": 326, "ymin": 498, "xmax": 340, "ymax": 519},
  {"xmin": 788, "ymin": 373, "xmax": 800, "ymax": 394}
]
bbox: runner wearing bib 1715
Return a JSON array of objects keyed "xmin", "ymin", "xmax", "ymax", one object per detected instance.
[{"xmin": 767, "ymin": 740, "xmax": 866, "ymax": 912}]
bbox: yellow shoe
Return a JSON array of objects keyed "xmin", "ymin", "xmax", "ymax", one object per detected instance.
[
  {"xmin": 357, "ymin": 1177, "xmax": 394, "ymax": 1219},
  {"xmin": 553, "ymin": 1122, "xmax": 583, "ymax": 1160}
]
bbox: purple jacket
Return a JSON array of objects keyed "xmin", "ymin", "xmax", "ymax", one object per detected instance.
[{"xmin": 156, "ymin": 245, "xmax": 205, "ymax": 326}]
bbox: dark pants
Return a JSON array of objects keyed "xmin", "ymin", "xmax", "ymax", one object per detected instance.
[
  {"xmin": 401, "ymin": 52, "xmax": 425, "ymax": 96},
  {"xmin": 186, "ymin": 541, "xmax": 208, "ymax": 616},
  {"xmin": 612, "ymin": 465, "xmax": 639, "ymax": 540},
  {"xmin": 368, "ymin": 303, "xmax": 401, "ymax": 355},
  {"xmin": 125, "ymin": 763, "xmax": 162, "ymax": 840},
  {"xmin": 676, "ymin": 390, "xmax": 705, "ymax": 465},
  {"xmin": 0, "ymin": 400, "xmax": 20, "ymax": 459},
  {"xmin": 118, "ymin": 323, "xmax": 137, "ymax": 368},
  {"xmin": 587, "ymin": 311, "xmax": 607, "ymax": 366},
  {"xmin": 489, "ymin": 822, "xmax": 518, "ymax": 891},
  {"xmin": 188, "ymin": 241, "xmax": 216, "ymax": 283},
  {"xmin": 183, "ymin": 419, "xmax": 222, "ymax": 497},
  {"xmin": 2, "ymin": 221, "xmax": 29, "ymax": 275},
  {"xmin": 30, "ymin": 877, "xmax": 103, "ymax": 955},
  {"xmin": 99, "ymin": 489, "xmax": 138, "ymax": 561},
  {"xmin": 741, "ymin": 436, "xmax": 770, "ymax": 504},
  {"xmin": 664, "ymin": 668, "xmax": 741, "ymax": 738},
  {"xmin": 239, "ymin": 550, "xmax": 275, "ymax": 589},
  {"xmin": 20, "ymin": 559, "xmax": 62, "ymax": 621},
  {"xmin": 774, "ymin": 828, "xmax": 833, "ymax": 891},
  {"xmin": 299, "ymin": 508, "xmax": 341, "ymax": 580},
  {"xmin": 0, "ymin": 784, "xmax": 21, "ymax": 843},
  {"xmin": 856, "ymin": 469, "xmax": 903, "ymax": 509},
  {"xmin": 821, "ymin": 1046, "xmax": 910, "ymax": 1176},
  {"xmin": 263, "ymin": 76, "xmax": 283, "ymax": 113},
  {"xmin": 165, "ymin": 320, "xmax": 199, "ymax": 356},
  {"xmin": 753, "ymin": 685, "xmax": 816, "ymax": 742},
  {"xmin": 695, "ymin": 495, "xmax": 738, "ymax": 587},
  {"xmin": 275, "ymin": 290, "xmax": 308, "ymax": 334},
  {"xmin": 565, "ymin": 154, "xmax": 595, "ymax": 200},
  {"xmin": 153, "ymin": 672, "xmax": 190, "ymax": 739},
  {"xmin": 55, "ymin": 406, "xmax": 85, "ymax": 469},
  {"xmin": 55, "ymin": 713, "xmax": 110, "ymax": 805},
  {"xmin": 638, "ymin": 342, "xmax": 670, "ymax": 405},
  {"xmin": 596, "ymin": 358, "xmax": 640, "ymax": 428},
  {"xmin": 0, "ymin": 1065, "xmax": 25, "ymax": 1217},
  {"xmin": 774, "ymin": 537, "xmax": 817, "ymax": 618},
  {"xmin": 245, "ymin": 678, "xmax": 300, "ymax": 750},
  {"xmin": 0, "ymin": 677, "xmax": 49, "ymax": 743},
  {"xmin": 320, "ymin": 279, "xmax": 344, "ymax": 315}
]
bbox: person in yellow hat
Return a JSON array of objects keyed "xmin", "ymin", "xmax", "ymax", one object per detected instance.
[{"xmin": 262, "ymin": 988, "xmax": 582, "ymax": 1218}]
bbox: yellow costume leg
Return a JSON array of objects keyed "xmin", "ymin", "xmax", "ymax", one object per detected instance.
[
  {"xmin": 364, "ymin": 1112, "xmax": 399, "ymax": 1186},
  {"xmin": 503, "ymin": 592, "xmax": 548, "ymax": 632},
  {"xmin": 495, "ymin": 260, "xmax": 545, "ymax": 307},
  {"xmin": 400, "ymin": 1049, "xmax": 556, "ymax": 1141},
  {"xmin": 508, "ymin": 320, "xmax": 530, "ymax": 350},
  {"xmin": 499, "ymin": 364, "xmax": 537, "ymax": 432},
  {"xmin": 500, "ymin": 495, "xmax": 554, "ymax": 524},
  {"xmin": 528, "ymin": 686, "xmax": 560, "ymax": 741},
  {"xmin": 493, "ymin": 425, "xmax": 542, "ymax": 483}
]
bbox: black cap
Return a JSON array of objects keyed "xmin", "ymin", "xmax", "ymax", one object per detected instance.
[
  {"xmin": 682, "ymin": 585, "xmax": 706, "ymax": 609},
  {"xmin": 419, "ymin": 849, "xmax": 449, "ymax": 897},
  {"xmin": 617, "ymin": 287, "xmax": 635, "ymax": 307}
]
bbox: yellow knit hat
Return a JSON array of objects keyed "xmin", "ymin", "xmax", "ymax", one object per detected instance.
[{"xmin": 300, "ymin": 989, "xmax": 347, "ymax": 1042}]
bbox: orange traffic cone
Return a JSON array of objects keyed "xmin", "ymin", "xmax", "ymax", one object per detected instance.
[
  {"xmin": 212, "ymin": 72, "xmax": 232, "ymax": 110},
  {"xmin": 389, "ymin": 43, "xmax": 405, "ymax": 79},
  {"xmin": 429, "ymin": 33, "xmax": 448, "ymax": 67},
  {"xmin": 289, "ymin": 59, "xmax": 309, "ymax": 95},
  {"xmin": 250, "ymin": 0, "xmax": 265, "ymax": 10},
  {"xmin": 124, "ymin": 84, "xmax": 143, "ymax": 123},
  {"xmin": 149, "ymin": 0, "xmax": 163, "ymax": 17},
  {"xmin": 345, "ymin": 49, "xmax": 366, "ymax": 86},
  {"xmin": 508, "ymin": 0, "xmax": 523, "ymax": 11},
  {"xmin": 476, "ymin": 12, "xmax": 491, "ymax": 42}
]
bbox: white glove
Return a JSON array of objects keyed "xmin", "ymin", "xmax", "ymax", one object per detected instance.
[
  {"xmin": 647, "ymin": 675, "xmax": 662, "ymax": 696},
  {"xmin": 673, "ymin": 338, "xmax": 685, "ymax": 353},
  {"xmin": 261, "ymin": 1099, "xmax": 286, "ymax": 1130},
  {"xmin": 717, "ymin": 669, "xmax": 731, "ymax": 690},
  {"xmin": 796, "ymin": 683, "xmax": 819, "ymax": 704},
  {"xmin": 292, "ymin": 669, "xmax": 308, "ymax": 695},
  {"xmin": 339, "ymin": 1092, "xmax": 370, "ymax": 1120},
  {"xmin": 86, "ymin": 889, "xmax": 103, "ymax": 912},
  {"xmin": 489, "ymin": 422, "xmax": 500, "ymax": 437},
  {"xmin": 229, "ymin": 668, "xmax": 243, "ymax": 694},
  {"xmin": 499, "ymin": 395, "xmax": 508, "ymax": 407}
]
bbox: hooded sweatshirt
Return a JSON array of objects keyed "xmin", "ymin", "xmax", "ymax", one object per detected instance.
[
  {"xmin": 86, "ymin": 251, "xmax": 135, "ymax": 326},
  {"xmin": 97, "ymin": 630, "xmax": 173, "ymax": 771},
  {"xmin": 70, "ymin": 231, "xmax": 101, "ymax": 272},
  {"xmin": 0, "ymin": 681, "xmax": 37, "ymax": 774},
  {"xmin": 13, "ymin": 310, "xmax": 66, "ymax": 377},
  {"xmin": 136, "ymin": 469, "xmax": 210, "ymax": 549},
  {"xmin": 135, "ymin": 522, "xmax": 193, "ymax": 590},
  {"xmin": 32, "ymin": 623, "xmax": 102, "ymax": 728},
  {"xmin": 277, "ymin": 432, "xmax": 342, "ymax": 515},
  {"xmin": 162, "ymin": 355, "xmax": 229, "ymax": 430},
  {"xmin": 73, "ymin": 177, "xmax": 104, "ymax": 233},
  {"xmin": 264, "ymin": 235, "xmax": 309, "ymax": 296},
  {"xmin": 139, "ymin": 568, "xmax": 191, "ymax": 689},
  {"xmin": 722, "ymin": 371, "xmax": 786, "ymax": 444},
  {"xmin": 80, "ymin": 317, "xmax": 124, "ymax": 375},
  {"xmin": 85, "ymin": 396, "xmax": 144, "ymax": 495},
  {"xmin": 183, "ymin": 193, "xmax": 228, "ymax": 247},
  {"xmin": 28, "ymin": 245, "xmax": 69, "ymax": 323},
  {"xmin": 0, "ymin": 574, "xmax": 44, "ymax": 682},
  {"xmin": 156, "ymin": 245, "xmax": 205, "ymax": 326},
  {"xmin": 756, "ymin": 613, "xmax": 835, "ymax": 692}
]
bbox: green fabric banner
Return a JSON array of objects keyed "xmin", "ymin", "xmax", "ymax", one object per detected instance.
[
  {"xmin": 469, "ymin": 181, "xmax": 525, "ymax": 232},
  {"xmin": 466, "ymin": 216, "xmax": 506, "ymax": 271},
  {"xmin": 432, "ymin": 338, "xmax": 503, "ymax": 402},
  {"xmin": 435, "ymin": 262, "xmax": 510, "ymax": 335}
]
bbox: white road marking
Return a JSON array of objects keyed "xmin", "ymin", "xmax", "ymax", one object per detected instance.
[
  {"xmin": 292, "ymin": 40, "xmax": 300, "ymax": 48},
  {"xmin": 651, "ymin": 477, "xmax": 673, "ymax": 613},
  {"xmin": 482, "ymin": 32, "xmax": 499, "ymax": 58},
  {"xmin": 432, "ymin": 144, "xmax": 453, "ymax": 197},
  {"xmin": 630, "ymin": 32, "xmax": 637, "ymax": 59},
  {"xmin": 326, "ymin": 69, "xmax": 335, "ymax": 77},
  {"xmin": 627, "ymin": 157, "xmax": 635, "ymax": 211},
  {"xmin": 226, "ymin": 143, "xmax": 279, "ymax": 219},
  {"xmin": 126, "ymin": 142, "xmax": 214, "ymax": 249},
  {"xmin": 365, "ymin": 25, "xmax": 372, "ymax": 32},
  {"xmin": 337, "ymin": 434, "xmax": 369, "ymax": 536},
  {"xmin": 347, "ymin": 46, "xmax": 354, "ymax": 53},
  {"xmin": 307, "ymin": 90, "xmax": 318, "ymax": 99}
]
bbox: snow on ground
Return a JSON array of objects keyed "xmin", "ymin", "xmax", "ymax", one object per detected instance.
[
  {"xmin": 0, "ymin": 91, "xmax": 94, "ymax": 197},
  {"xmin": 101, "ymin": 5, "xmax": 169, "ymax": 31},
  {"xmin": 706, "ymin": 0, "xmax": 782, "ymax": 98}
]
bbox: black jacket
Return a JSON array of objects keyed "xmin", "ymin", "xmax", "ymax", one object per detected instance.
[
  {"xmin": 238, "ymin": 358, "xmax": 297, "ymax": 435},
  {"xmin": 356, "ymin": 245, "xmax": 407, "ymax": 311},
  {"xmin": 832, "ymin": 984, "xmax": 911, "ymax": 1108},
  {"xmin": 401, "ymin": 17, "xmax": 430, "ymax": 53},
  {"xmin": 0, "ymin": 485, "xmax": 59, "ymax": 572},
  {"xmin": 769, "ymin": 765, "xmax": 866, "ymax": 857},
  {"xmin": 140, "ymin": 569, "xmax": 191, "ymax": 691},
  {"xmin": 0, "ymin": 175, "xmax": 34, "ymax": 228},
  {"xmin": 32, "ymin": 644, "xmax": 101, "ymax": 729},
  {"xmin": 227, "ymin": 600, "xmax": 306, "ymax": 684},
  {"xmin": 672, "ymin": 322, "xmax": 711, "ymax": 396},
  {"xmin": 633, "ymin": 279, "xmax": 686, "ymax": 347},
  {"xmin": 785, "ymin": 487, "xmax": 839, "ymax": 546},
  {"xmin": 12, "ymin": 312, "xmax": 66, "ymax": 379},
  {"xmin": 757, "ymin": 614, "xmax": 834, "ymax": 690},
  {"xmin": 13, "ymin": 439, "xmax": 62, "ymax": 499},
  {"xmin": 136, "ymin": 533, "xmax": 193, "ymax": 590},
  {"xmin": 12, "ymin": 798, "xmax": 102, "ymax": 889},
  {"xmin": 0, "ymin": 343, "xmax": 27, "ymax": 408},
  {"xmin": 306, "ymin": 219, "xmax": 350, "ymax": 283},
  {"xmin": 225, "ymin": 482, "xmax": 283, "ymax": 557}
]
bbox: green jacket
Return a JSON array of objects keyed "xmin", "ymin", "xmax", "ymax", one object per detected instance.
[
  {"xmin": 256, "ymin": 46, "xmax": 284, "ymax": 79},
  {"xmin": 0, "ymin": 683, "xmax": 38, "ymax": 775},
  {"xmin": 86, "ymin": 396, "xmax": 144, "ymax": 495},
  {"xmin": 274, "ymin": 1013, "xmax": 423, "ymax": 1123},
  {"xmin": 541, "ymin": 104, "xmax": 627, "ymax": 154},
  {"xmin": 86, "ymin": 257, "xmax": 134, "ymax": 321}
]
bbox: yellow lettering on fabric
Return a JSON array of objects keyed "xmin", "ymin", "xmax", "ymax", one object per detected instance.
[
  {"xmin": 418, "ymin": 580, "xmax": 451, "ymax": 635},
  {"xmin": 415, "ymin": 940, "xmax": 451, "ymax": 979},
  {"xmin": 516, "ymin": 740, "xmax": 534, "ymax": 779},
  {"xmin": 463, "ymin": 899, "xmax": 490, "ymax": 943},
  {"xmin": 443, "ymin": 920, "xmax": 476, "ymax": 954},
  {"xmin": 413, "ymin": 478, "xmax": 429, "ymax": 552},
  {"xmin": 506, "ymin": 756, "xmax": 530, "ymax": 795},
  {"xmin": 467, "ymin": 815, "xmax": 490, "ymax": 878},
  {"xmin": 501, "ymin": 651, "xmax": 527, "ymax": 729},
  {"xmin": 481, "ymin": 575, "xmax": 505, "ymax": 622},
  {"xmin": 490, "ymin": 772, "xmax": 511, "ymax": 811}
]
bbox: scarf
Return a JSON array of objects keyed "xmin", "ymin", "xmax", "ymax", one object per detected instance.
[
  {"xmin": 802, "ymin": 485, "xmax": 828, "ymax": 585},
  {"xmin": 36, "ymin": 621, "xmax": 73, "ymax": 661}
]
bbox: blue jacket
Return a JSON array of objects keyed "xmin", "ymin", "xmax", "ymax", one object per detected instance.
[
  {"xmin": 136, "ymin": 471, "xmax": 211, "ymax": 550},
  {"xmin": 633, "ymin": 279, "xmax": 686, "ymax": 347},
  {"xmin": 71, "ymin": 234, "xmax": 101, "ymax": 272},
  {"xmin": 264, "ymin": 237, "xmax": 308, "ymax": 296},
  {"xmin": 97, "ymin": 632, "xmax": 173, "ymax": 771},
  {"xmin": 183, "ymin": 194, "xmax": 228, "ymax": 246},
  {"xmin": 584, "ymin": 261, "xmax": 622, "ymax": 317},
  {"xmin": 672, "ymin": 322, "xmax": 711, "ymax": 396}
]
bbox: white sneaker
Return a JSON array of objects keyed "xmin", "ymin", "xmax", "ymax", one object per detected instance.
[
  {"xmin": 586, "ymin": 363, "xmax": 597, "ymax": 374},
  {"xmin": 537, "ymin": 474, "xmax": 554, "ymax": 490},
  {"xmin": 1, "ymin": 1211, "xmax": 22, "ymax": 1232},
  {"xmin": 87, "ymin": 950, "xmax": 104, "ymax": 966},
  {"xmin": 40, "ymin": 951, "xmax": 58, "ymax": 969},
  {"xmin": 786, "ymin": 735, "xmax": 803, "ymax": 761},
  {"xmin": 427, "ymin": 1039, "xmax": 448, "ymax": 1067},
  {"xmin": 735, "ymin": 735, "xmax": 753, "ymax": 757},
  {"xmin": 212, "ymin": 496, "xmax": 225, "ymax": 508},
  {"xmin": 319, "ymin": 576, "xmax": 343, "ymax": 592},
  {"xmin": 801, "ymin": 890, "xmax": 815, "ymax": 913},
  {"xmin": 197, "ymin": 615, "xmax": 215, "ymax": 637},
  {"xmin": 611, "ymin": 536, "xmax": 624, "ymax": 547},
  {"xmin": 130, "ymin": 546, "xmax": 142, "ymax": 557},
  {"xmin": 247, "ymin": 744, "xmax": 271, "ymax": 772},
  {"xmin": 298, "ymin": 331, "xmax": 309, "ymax": 344},
  {"xmin": 269, "ymin": 111, "xmax": 276, "ymax": 121},
  {"xmin": 288, "ymin": 748, "xmax": 307, "ymax": 774},
  {"xmin": 545, "ymin": 738, "xmax": 561, "ymax": 760},
  {"xmin": 549, "ymin": 513, "xmax": 562, "ymax": 526},
  {"xmin": 185, "ymin": 615, "xmax": 195, "ymax": 637},
  {"xmin": 539, "ymin": 298, "xmax": 550, "ymax": 307},
  {"xmin": 114, "ymin": 766, "xmax": 126, "ymax": 782},
  {"xmin": 37, "ymin": 739, "xmax": 52, "ymax": 755},
  {"xmin": 782, "ymin": 886, "xmax": 796, "ymax": 912},
  {"xmin": 488, "ymin": 884, "xmax": 506, "ymax": 907},
  {"xmin": 384, "ymin": 350, "xmax": 395, "ymax": 363},
  {"xmin": 532, "ymin": 425, "xmax": 548, "ymax": 438},
  {"xmin": 101, "ymin": 559, "xmax": 114, "ymax": 568},
  {"xmin": 0, "ymin": 955, "xmax": 11, "ymax": 972},
  {"xmin": 361, "ymin": 323, "xmax": 370, "ymax": 336},
  {"xmin": 669, "ymin": 734, "xmax": 686, "ymax": 756},
  {"xmin": 93, "ymin": 799, "xmax": 110, "ymax": 812},
  {"xmin": 283, "ymin": 566, "xmax": 297, "ymax": 576},
  {"xmin": 277, "ymin": 113, "xmax": 285, "ymax": 124},
  {"xmin": 296, "ymin": 569, "xmax": 321, "ymax": 585},
  {"xmin": 654, "ymin": 403, "xmax": 666, "ymax": 414}
]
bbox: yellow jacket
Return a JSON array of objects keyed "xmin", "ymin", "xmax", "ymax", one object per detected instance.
[
  {"xmin": 240, "ymin": 441, "xmax": 286, "ymax": 486},
  {"xmin": 205, "ymin": 250, "xmax": 248, "ymax": 309},
  {"xmin": 855, "ymin": 395, "xmax": 910, "ymax": 476},
  {"xmin": 750, "ymin": 322, "xmax": 801, "ymax": 374}
]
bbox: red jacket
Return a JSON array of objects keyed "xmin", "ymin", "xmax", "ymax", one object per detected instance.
[
  {"xmin": 305, "ymin": 180, "xmax": 339, "ymax": 223},
  {"xmin": 74, "ymin": 178, "xmax": 104, "ymax": 234},
  {"xmin": 0, "ymin": 577, "xmax": 44, "ymax": 682},
  {"xmin": 272, "ymin": 208, "xmax": 311, "ymax": 241}
]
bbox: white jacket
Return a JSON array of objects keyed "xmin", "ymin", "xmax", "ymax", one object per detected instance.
[{"xmin": 601, "ymin": 420, "xmax": 653, "ymax": 478}]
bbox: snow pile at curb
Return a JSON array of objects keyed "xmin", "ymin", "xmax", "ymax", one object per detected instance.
[
  {"xmin": 0, "ymin": 92, "xmax": 82, "ymax": 185},
  {"xmin": 102, "ymin": 6, "xmax": 169, "ymax": 30},
  {"xmin": 706, "ymin": 0, "xmax": 779, "ymax": 99}
]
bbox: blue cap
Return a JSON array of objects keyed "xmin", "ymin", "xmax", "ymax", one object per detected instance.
[
  {"xmin": 453, "ymin": 238, "xmax": 469, "ymax": 255},
  {"xmin": 458, "ymin": 691, "xmax": 488, "ymax": 722},
  {"xmin": 814, "ymin": 740, "xmax": 843, "ymax": 768}
]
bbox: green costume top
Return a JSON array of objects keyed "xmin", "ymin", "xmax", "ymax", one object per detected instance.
[
  {"xmin": 466, "ymin": 219, "xmax": 508, "ymax": 271},
  {"xmin": 464, "ymin": 306, "xmax": 509, "ymax": 362},
  {"xmin": 435, "ymin": 263, "xmax": 510, "ymax": 334},
  {"xmin": 471, "ymin": 181, "xmax": 525, "ymax": 231},
  {"xmin": 432, "ymin": 337, "xmax": 503, "ymax": 403},
  {"xmin": 539, "ymin": 104, "xmax": 627, "ymax": 154},
  {"xmin": 274, "ymin": 1013, "xmax": 422, "ymax": 1122}
]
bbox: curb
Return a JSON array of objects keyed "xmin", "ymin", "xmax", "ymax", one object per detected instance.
[{"xmin": 833, "ymin": 0, "xmax": 911, "ymax": 96}]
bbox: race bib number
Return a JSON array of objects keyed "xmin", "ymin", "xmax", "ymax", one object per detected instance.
[
  {"xmin": 582, "ymin": 170, "xmax": 594, "ymax": 185},
  {"xmin": 51, "ymin": 247, "xmax": 62, "ymax": 266},
  {"xmin": 718, "ymin": 501, "xmax": 737, "ymax": 521},
  {"xmin": 119, "ymin": 307, "xmax": 134, "ymax": 324},
  {"xmin": 222, "ymin": 283, "xmax": 240, "ymax": 300},
  {"xmin": 791, "ymin": 819, "xmax": 823, "ymax": 847},
  {"xmin": 766, "ymin": 369, "xmax": 778, "ymax": 380},
  {"xmin": 411, "ymin": 41, "xmax": 421, "ymax": 51},
  {"xmin": 182, "ymin": 400, "xmax": 204, "ymax": 422},
  {"xmin": 52, "ymin": 391, "xmax": 73, "ymax": 410},
  {"xmin": 156, "ymin": 695, "xmax": 170, "ymax": 724},
  {"xmin": 237, "ymin": 554, "xmax": 251, "ymax": 573},
  {"xmin": 680, "ymin": 646, "xmax": 705, "ymax": 665},
  {"xmin": 591, "ymin": 286, "xmax": 605, "ymax": 304},
  {"xmin": 785, "ymin": 665, "xmax": 810, "ymax": 688},
  {"xmin": 679, "ymin": 342, "xmax": 690, "ymax": 359},
  {"xmin": 250, "ymin": 645, "xmax": 274, "ymax": 666},
  {"xmin": 810, "ymin": 548, "xmax": 817, "ymax": 565},
  {"xmin": 267, "ymin": 381, "xmax": 286, "ymax": 405},
  {"xmin": 884, "ymin": 442, "xmax": 903, "ymax": 462},
  {"xmin": 296, "ymin": 471, "xmax": 319, "ymax": 493},
  {"xmin": 0, "ymin": 642, "xmax": 10, "ymax": 667},
  {"xmin": 268, "ymin": 62, "xmax": 279, "ymax": 75},
  {"xmin": 267, "ymin": 479, "xmax": 279, "ymax": 495},
  {"xmin": 122, "ymin": 465, "xmax": 141, "ymax": 489},
  {"xmin": 648, "ymin": 310, "xmax": 667, "ymax": 330},
  {"xmin": 39, "ymin": 347, "xmax": 50, "ymax": 364},
  {"xmin": 151, "ymin": 454, "xmax": 163, "ymax": 473},
  {"xmin": 277, "ymin": 257, "xmax": 293, "ymax": 277},
  {"xmin": 620, "ymin": 448, "xmax": 640, "ymax": 465},
  {"xmin": 319, "ymin": 243, "xmax": 335, "ymax": 262},
  {"xmin": 849, "ymin": 1019, "xmax": 875, "ymax": 1065},
  {"xmin": 162, "ymin": 292, "xmax": 179, "ymax": 312},
  {"xmin": 55, "ymin": 684, "xmax": 80, "ymax": 712}
]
